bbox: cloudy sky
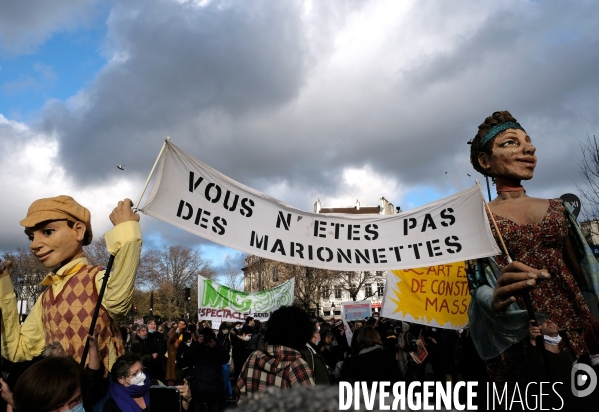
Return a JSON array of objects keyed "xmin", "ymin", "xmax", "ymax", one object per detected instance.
[{"xmin": 1, "ymin": 0, "xmax": 598, "ymax": 278}]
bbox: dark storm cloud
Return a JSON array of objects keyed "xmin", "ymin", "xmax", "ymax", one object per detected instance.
[
  {"xmin": 38, "ymin": 0, "xmax": 312, "ymax": 184},
  {"xmin": 321, "ymin": 0, "xmax": 599, "ymax": 199},
  {"xmin": 0, "ymin": 0, "xmax": 97, "ymax": 54},
  {"xmin": 3, "ymin": 0, "xmax": 599, "ymax": 271},
  {"xmin": 25, "ymin": 0, "xmax": 599, "ymax": 220}
]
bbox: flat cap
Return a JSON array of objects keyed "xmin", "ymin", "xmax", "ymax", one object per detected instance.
[{"xmin": 20, "ymin": 195, "xmax": 93, "ymax": 245}]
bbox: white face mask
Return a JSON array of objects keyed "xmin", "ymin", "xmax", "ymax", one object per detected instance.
[
  {"xmin": 236, "ymin": 326, "xmax": 242, "ymax": 330},
  {"xmin": 130, "ymin": 372, "xmax": 146, "ymax": 386},
  {"xmin": 243, "ymin": 335, "xmax": 251, "ymax": 341},
  {"xmin": 222, "ymin": 329, "xmax": 229, "ymax": 334},
  {"xmin": 315, "ymin": 340, "xmax": 320, "ymax": 346},
  {"xmin": 186, "ymin": 342, "xmax": 191, "ymax": 347}
]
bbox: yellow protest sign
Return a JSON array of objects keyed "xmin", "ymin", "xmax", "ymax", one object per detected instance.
[{"xmin": 380, "ymin": 262, "xmax": 470, "ymax": 329}]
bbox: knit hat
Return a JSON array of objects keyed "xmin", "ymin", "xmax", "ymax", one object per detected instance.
[
  {"xmin": 20, "ymin": 195, "xmax": 93, "ymax": 245},
  {"xmin": 584, "ymin": 321, "xmax": 599, "ymax": 355}
]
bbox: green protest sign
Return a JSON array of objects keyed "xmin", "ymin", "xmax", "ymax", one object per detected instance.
[{"xmin": 197, "ymin": 275, "xmax": 295, "ymax": 322}]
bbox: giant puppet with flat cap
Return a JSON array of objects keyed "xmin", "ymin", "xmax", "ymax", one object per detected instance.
[{"xmin": 0, "ymin": 196, "xmax": 141, "ymax": 373}]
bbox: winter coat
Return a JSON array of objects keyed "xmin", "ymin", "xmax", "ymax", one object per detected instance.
[
  {"xmin": 298, "ymin": 343, "xmax": 331, "ymax": 385},
  {"xmin": 340, "ymin": 345, "xmax": 401, "ymax": 384},
  {"xmin": 186, "ymin": 341, "xmax": 230, "ymax": 394}
]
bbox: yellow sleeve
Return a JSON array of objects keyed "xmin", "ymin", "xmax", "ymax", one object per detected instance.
[
  {"xmin": 96, "ymin": 221, "xmax": 142, "ymax": 321},
  {"xmin": 0, "ymin": 276, "xmax": 46, "ymax": 362}
]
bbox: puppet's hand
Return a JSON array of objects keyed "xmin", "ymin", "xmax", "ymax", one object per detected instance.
[
  {"xmin": 491, "ymin": 261, "xmax": 550, "ymax": 313},
  {"xmin": 109, "ymin": 198, "xmax": 140, "ymax": 226},
  {"xmin": 0, "ymin": 260, "xmax": 12, "ymax": 279}
]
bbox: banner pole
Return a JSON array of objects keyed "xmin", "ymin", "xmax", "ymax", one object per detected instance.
[
  {"xmin": 134, "ymin": 137, "xmax": 170, "ymax": 212},
  {"xmin": 475, "ymin": 182, "xmax": 546, "ymax": 370},
  {"xmin": 476, "ymin": 180, "xmax": 512, "ymax": 263},
  {"xmin": 80, "ymin": 254, "xmax": 115, "ymax": 367}
]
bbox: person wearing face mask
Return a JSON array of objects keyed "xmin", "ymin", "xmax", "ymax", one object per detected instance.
[
  {"xmin": 299, "ymin": 322, "xmax": 331, "ymax": 385},
  {"xmin": 231, "ymin": 325, "xmax": 254, "ymax": 383},
  {"xmin": 105, "ymin": 353, "xmax": 151, "ymax": 412},
  {"xmin": 217, "ymin": 323, "xmax": 232, "ymax": 351},
  {"xmin": 143, "ymin": 317, "xmax": 166, "ymax": 382},
  {"xmin": 176, "ymin": 332, "xmax": 197, "ymax": 377},
  {"xmin": 186, "ymin": 327, "xmax": 229, "ymax": 411},
  {"xmin": 217, "ymin": 323, "xmax": 234, "ymax": 399},
  {"xmin": 248, "ymin": 320, "xmax": 265, "ymax": 352},
  {"xmin": 8, "ymin": 356, "xmax": 88, "ymax": 412},
  {"xmin": 232, "ymin": 322, "xmax": 243, "ymax": 336},
  {"xmin": 4, "ymin": 338, "xmax": 107, "ymax": 412}
]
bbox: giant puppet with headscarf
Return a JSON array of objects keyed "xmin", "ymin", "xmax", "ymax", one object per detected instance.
[
  {"xmin": 0, "ymin": 196, "xmax": 142, "ymax": 373},
  {"xmin": 465, "ymin": 110, "xmax": 599, "ymax": 386}
]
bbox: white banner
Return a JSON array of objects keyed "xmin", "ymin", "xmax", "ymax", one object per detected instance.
[
  {"xmin": 197, "ymin": 275, "xmax": 295, "ymax": 323},
  {"xmin": 141, "ymin": 141, "xmax": 500, "ymax": 270}
]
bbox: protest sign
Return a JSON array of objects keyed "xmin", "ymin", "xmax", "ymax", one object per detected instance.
[
  {"xmin": 140, "ymin": 141, "xmax": 501, "ymax": 271},
  {"xmin": 211, "ymin": 319, "xmax": 221, "ymax": 331},
  {"xmin": 380, "ymin": 262, "xmax": 470, "ymax": 329},
  {"xmin": 197, "ymin": 275, "xmax": 294, "ymax": 323},
  {"xmin": 340, "ymin": 300, "xmax": 372, "ymax": 346},
  {"xmin": 342, "ymin": 300, "xmax": 372, "ymax": 321}
]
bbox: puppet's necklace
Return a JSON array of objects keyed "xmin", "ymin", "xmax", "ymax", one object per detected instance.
[{"xmin": 495, "ymin": 177, "xmax": 525, "ymax": 194}]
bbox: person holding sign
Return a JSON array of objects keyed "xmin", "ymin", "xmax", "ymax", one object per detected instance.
[{"xmin": 466, "ymin": 110, "xmax": 599, "ymax": 386}]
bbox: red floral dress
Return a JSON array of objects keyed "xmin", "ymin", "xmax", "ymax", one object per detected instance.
[{"xmin": 486, "ymin": 199, "xmax": 593, "ymax": 383}]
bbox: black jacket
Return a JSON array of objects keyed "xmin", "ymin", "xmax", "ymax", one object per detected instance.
[
  {"xmin": 231, "ymin": 337, "xmax": 253, "ymax": 380},
  {"xmin": 186, "ymin": 342, "xmax": 229, "ymax": 394},
  {"xmin": 340, "ymin": 345, "xmax": 401, "ymax": 384},
  {"xmin": 299, "ymin": 343, "xmax": 331, "ymax": 385}
]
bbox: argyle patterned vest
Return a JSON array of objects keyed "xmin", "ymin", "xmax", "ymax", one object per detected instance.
[{"xmin": 41, "ymin": 264, "xmax": 125, "ymax": 373}]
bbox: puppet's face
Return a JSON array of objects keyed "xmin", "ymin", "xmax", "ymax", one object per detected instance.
[
  {"xmin": 478, "ymin": 128, "xmax": 537, "ymax": 180},
  {"xmin": 25, "ymin": 220, "xmax": 85, "ymax": 268}
]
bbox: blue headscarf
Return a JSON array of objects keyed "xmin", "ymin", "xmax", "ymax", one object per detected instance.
[{"xmin": 479, "ymin": 121, "xmax": 526, "ymax": 148}]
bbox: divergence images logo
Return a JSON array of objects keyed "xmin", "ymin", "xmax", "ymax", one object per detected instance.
[{"xmin": 571, "ymin": 363, "xmax": 597, "ymax": 398}]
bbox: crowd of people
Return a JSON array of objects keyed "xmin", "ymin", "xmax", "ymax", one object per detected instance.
[{"xmin": 2, "ymin": 304, "xmax": 599, "ymax": 411}]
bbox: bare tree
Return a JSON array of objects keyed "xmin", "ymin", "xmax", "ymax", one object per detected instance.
[
  {"xmin": 84, "ymin": 237, "xmax": 111, "ymax": 266},
  {"xmin": 292, "ymin": 266, "xmax": 335, "ymax": 312},
  {"xmin": 222, "ymin": 263, "xmax": 244, "ymax": 290},
  {"xmin": 2, "ymin": 249, "xmax": 47, "ymax": 313},
  {"xmin": 137, "ymin": 245, "xmax": 216, "ymax": 321},
  {"xmin": 335, "ymin": 270, "xmax": 380, "ymax": 301}
]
